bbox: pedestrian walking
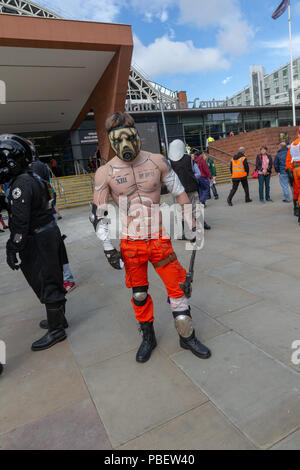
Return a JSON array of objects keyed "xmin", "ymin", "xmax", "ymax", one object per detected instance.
[
  {"xmin": 207, "ymin": 156, "xmax": 219, "ymax": 200},
  {"xmin": 227, "ymin": 147, "xmax": 252, "ymax": 206},
  {"xmin": 274, "ymin": 142, "xmax": 292, "ymax": 203},
  {"xmin": 256, "ymin": 146, "xmax": 273, "ymax": 203}
]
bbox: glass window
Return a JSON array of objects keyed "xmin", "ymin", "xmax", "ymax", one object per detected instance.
[
  {"xmin": 274, "ymin": 72, "xmax": 279, "ymax": 79},
  {"xmin": 283, "ymin": 68, "xmax": 288, "ymax": 76}
]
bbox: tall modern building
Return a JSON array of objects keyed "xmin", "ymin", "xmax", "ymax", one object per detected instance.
[{"xmin": 228, "ymin": 60, "xmax": 300, "ymax": 107}]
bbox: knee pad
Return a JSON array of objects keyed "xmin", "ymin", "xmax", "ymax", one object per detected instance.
[
  {"xmin": 173, "ymin": 310, "xmax": 194, "ymax": 338},
  {"xmin": 133, "ymin": 286, "xmax": 149, "ymax": 307}
]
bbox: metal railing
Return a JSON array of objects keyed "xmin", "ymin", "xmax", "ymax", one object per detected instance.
[
  {"xmin": 47, "ymin": 165, "xmax": 67, "ymax": 206},
  {"xmin": 208, "ymin": 145, "xmax": 257, "ymax": 166},
  {"xmin": 74, "ymin": 161, "xmax": 95, "ymax": 191}
]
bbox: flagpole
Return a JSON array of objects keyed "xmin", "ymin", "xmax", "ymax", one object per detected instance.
[{"xmin": 288, "ymin": 4, "xmax": 297, "ymax": 126}]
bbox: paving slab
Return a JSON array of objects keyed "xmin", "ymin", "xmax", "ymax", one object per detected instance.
[
  {"xmin": 266, "ymin": 257, "xmax": 300, "ymax": 279},
  {"xmin": 0, "ymin": 322, "xmax": 89, "ymax": 435},
  {"xmin": 271, "ymin": 429, "xmax": 300, "ymax": 450},
  {"xmin": 68, "ymin": 304, "xmax": 140, "ymax": 369},
  {"xmin": 118, "ymin": 402, "xmax": 256, "ymax": 451},
  {"xmin": 0, "ymin": 399, "xmax": 111, "ymax": 450},
  {"xmin": 218, "ymin": 301, "xmax": 300, "ymax": 371},
  {"xmin": 82, "ymin": 349, "xmax": 208, "ymax": 448},
  {"xmin": 223, "ymin": 246, "xmax": 289, "ymax": 269},
  {"xmin": 189, "ymin": 274, "xmax": 262, "ymax": 318},
  {"xmin": 172, "ymin": 332, "xmax": 300, "ymax": 449}
]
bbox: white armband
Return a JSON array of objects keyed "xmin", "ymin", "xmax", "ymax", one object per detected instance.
[
  {"xmin": 96, "ymin": 218, "xmax": 114, "ymax": 252},
  {"xmin": 163, "ymin": 169, "xmax": 185, "ymax": 197}
]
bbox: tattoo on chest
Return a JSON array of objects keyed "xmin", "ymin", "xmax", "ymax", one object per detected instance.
[
  {"xmin": 116, "ymin": 177, "xmax": 128, "ymax": 185},
  {"xmin": 138, "ymin": 171, "xmax": 155, "ymax": 179}
]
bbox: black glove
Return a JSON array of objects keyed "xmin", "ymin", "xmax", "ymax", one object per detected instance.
[
  {"xmin": 6, "ymin": 247, "xmax": 20, "ymax": 271},
  {"xmin": 104, "ymin": 249, "xmax": 124, "ymax": 270}
]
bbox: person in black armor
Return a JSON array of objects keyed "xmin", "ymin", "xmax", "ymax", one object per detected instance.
[{"xmin": 0, "ymin": 134, "xmax": 68, "ymax": 352}]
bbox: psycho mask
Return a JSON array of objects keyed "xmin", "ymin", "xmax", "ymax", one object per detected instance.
[{"xmin": 108, "ymin": 127, "xmax": 141, "ymax": 162}]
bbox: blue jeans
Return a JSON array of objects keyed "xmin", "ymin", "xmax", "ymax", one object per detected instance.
[
  {"xmin": 279, "ymin": 173, "xmax": 292, "ymax": 201},
  {"xmin": 63, "ymin": 264, "xmax": 74, "ymax": 283},
  {"xmin": 258, "ymin": 174, "xmax": 271, "ymax": 201},
  {"xmin": 198, "ymin": 177, "xmax": 211, "ymax": 204}
]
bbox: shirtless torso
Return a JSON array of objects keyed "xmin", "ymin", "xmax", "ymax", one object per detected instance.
[{"xmin": 94, "ymin": 150, "xmax": 187, "ymax": 239}]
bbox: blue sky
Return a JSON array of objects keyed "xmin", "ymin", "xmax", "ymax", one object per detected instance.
[{"xmin": 39, "ymin": 0, "xmax": 300, "ymax": 101}]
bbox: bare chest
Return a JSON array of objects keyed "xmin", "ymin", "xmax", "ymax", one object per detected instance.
[{"xmin": 109, "ymin": 165, "xmax": 161, "ymax": 197}]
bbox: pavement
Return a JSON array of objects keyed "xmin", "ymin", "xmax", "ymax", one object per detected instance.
[{"xmin": 0, "ymin": 176, "xmax": 300, "ymax": 450}]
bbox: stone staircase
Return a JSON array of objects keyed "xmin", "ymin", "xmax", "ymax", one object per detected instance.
[
  {"xmin": 52, "ymin": 174, "xmax": 94, "ymax": 209},
  {"xmin": 214, "ymin": 159, "xmax": 232, "ymax": 184}
]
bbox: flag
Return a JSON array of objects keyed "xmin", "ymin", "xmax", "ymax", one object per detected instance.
[{"xmin": 272, "ymin": 0, "xmax": 290, "ymax": 19}]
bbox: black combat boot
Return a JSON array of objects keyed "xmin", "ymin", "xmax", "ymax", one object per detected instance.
[
  {"xmin": 39, "ymin": 303, "xmax": 68, "ymax": 330},
  {"xmin": 294, "ymin": 200, "xmax": 299, "ymax": 217},
  {"xmin": 32, "ymin": 303, "xmax": 67, "ymax": 351},
  {"xmin": 136, "ymin": 322, "xmax": 157, "ymax": 363},
  {"xmin": 180, "ymin": 331, "xmax": 211, "ymax": 359}
]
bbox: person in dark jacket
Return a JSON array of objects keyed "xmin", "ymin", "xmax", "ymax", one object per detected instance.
[
  {"xmin": 227, "ymin": 147, "xmax": 252, "ymax": 206},
  {"xmin": 207, "ymin": 156, "xmax": 219, "ymax": 200},
  {"xmin": 274, "ymin": 142, "xmax": 292, "ymax": 202},
  {"xmin": 169, "ymin": 140, "xmax": 211, "ymax": 231},
  {"xmin": 194, "ymin": 152, "xmax": 212, "ymax": 205},
  {"xmin": 0, "ymin": 134, "xmax": 68, "ymax": 352},
  {"xmin": 256, "ymin": 146, "xmax": 273, "ymax": 203}
]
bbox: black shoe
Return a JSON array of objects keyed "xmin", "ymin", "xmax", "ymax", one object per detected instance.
[
  {"xmin": 204, "ymin": 221, "xmax": 211, "ymax": 230},
  {"xmin": 32, "ymin": 304, "xmax": 67, "ymax": 351},
  {"xmin": 214, "ymin": 196, "xmax": 219, "ymax": 200},
  {"xmin": 294, "ymin": 201, "xmax": 299, "ymax": 217},
  {"xmin": 227, "ymin": 199, "xmax": 233, "ymax": 207},
  {"xmin": 136, "ymin": 322, "xmax": 157, "ymax": 363},
  {"xmin": 180, "ymin": 331, "xmax": 211, "ymax": 359},
  {"xmin": 246, "ymin": 199, "xmax": 252, "ymax": 203},
  {"xmin": 31, "ymin": 329, "xmax": 67, "ymax": 351}
]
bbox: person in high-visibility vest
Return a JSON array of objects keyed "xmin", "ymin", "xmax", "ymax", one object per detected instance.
[
  {"xmin": 227, "ymin": 147, "xmax": 252, "ymax": 206},
  {"xmin": 286, "ymin": 129, "xmax": 300, "ymax": 223}
]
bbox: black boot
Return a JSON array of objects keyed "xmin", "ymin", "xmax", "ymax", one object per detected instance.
[
  {"xmin": 227, "ymin": 198, "xmax": 233, "ymax": 207},
  {"xmin": 136, "ymin": 322, "xmax": 157, "ymax": 363},
  {"xmin": 0, "ymin": 363, "xmax": 3, "ymax": 376},
  {"xmin": 294, "ymin": 200, "xmax": 299, "ymax": 217},
  {"xmin": 40, "ymin": 301, "xmax": 68, "ymax": 330},
  {"xmin": 204, "ymin": 221, "xmax": 211, "ymax": 230},
  {"xmin": 32, "ymin": 303, "xmax": 67, "ymax": 351},
  {"xmin": 180, "ymin": 331, "xmax": 211, "ymax": 359}
]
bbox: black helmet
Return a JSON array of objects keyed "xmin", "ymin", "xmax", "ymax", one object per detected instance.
[{"xmin": 0, "ymin": 134, "xmax": 36, "ymax": 183}]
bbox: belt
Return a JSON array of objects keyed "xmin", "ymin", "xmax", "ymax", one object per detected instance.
[
  {"xmin": 152, "ymin": 252, "xmax": 177, "ymax": 269},
  {"xmin": 34, "ymin": 220, "xmax": 56, "ymax": 234}
]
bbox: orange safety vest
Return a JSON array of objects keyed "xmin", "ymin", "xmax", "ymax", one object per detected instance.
[{"xmin": 231, "ymin": 157, "xmax": 247, "ymax": 179}]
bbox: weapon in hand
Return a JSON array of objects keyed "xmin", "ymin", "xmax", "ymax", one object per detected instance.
[{"xmin": 180, "ymin": 248, "xmax": 197, "ymax": 299}]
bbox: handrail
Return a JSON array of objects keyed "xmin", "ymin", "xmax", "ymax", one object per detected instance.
[
  {"xmin": 208, "ymin": 145, "xmax": 256, "ymax": 166},
  {"xmin": 74, "ymin": 161, "xmax": 95, "ymax": 191}
]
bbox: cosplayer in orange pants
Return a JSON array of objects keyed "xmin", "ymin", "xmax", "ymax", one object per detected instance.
[
  {"xmin": 121, "ymin": 237, "xmax": 187, "ymax": 324},
  {"xmin": 286, "ymin": 137, "xmax": 300, "ymax": 218}
]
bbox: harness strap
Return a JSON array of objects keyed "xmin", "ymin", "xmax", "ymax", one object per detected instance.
[{"xmin": 152, "ymin": 252, "xmax": 177, "ymax": 269}]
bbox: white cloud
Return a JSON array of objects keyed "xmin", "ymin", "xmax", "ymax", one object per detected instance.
[
  {"xmin": 40, "ymin": 0, "xmax": 123, "ymax": 22},
  {"xmin": 262, "ymin": 35, "xmax": 300, "ymax": 57},
  {"xmin": 133, "ymin": 34, "xmax": 230, "ymax": 78},
  {"xmin": 222, "ymin": 76, "xmax": 232, "ymax": 85}
]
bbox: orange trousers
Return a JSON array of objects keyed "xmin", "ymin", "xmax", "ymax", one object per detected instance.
[
  {"xmin": 120, "ymin": 237, "xmax": 187, "ymax": 323},
  {"xmin": 293, "ymin": 167, "xmax": 300, "ymax": 203}
]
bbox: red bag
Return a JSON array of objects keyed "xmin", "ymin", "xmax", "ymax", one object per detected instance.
[{"xmin": 252, "ymin": 170, "xmax": 259, "ymax": 179}]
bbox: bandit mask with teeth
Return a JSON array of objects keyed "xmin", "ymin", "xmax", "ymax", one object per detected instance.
[{"xmin": 108, "ymin": 127, "xmax": 141, "ymax": 163}]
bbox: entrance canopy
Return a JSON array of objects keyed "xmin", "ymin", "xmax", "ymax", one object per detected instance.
[{"xmin": 0, "ymin": 14, "xmax": 133, "ymax": 157}]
